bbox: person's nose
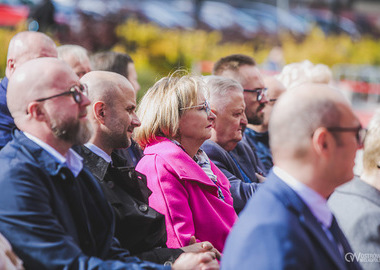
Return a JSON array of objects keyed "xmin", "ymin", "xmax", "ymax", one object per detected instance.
[
  {"xmin": 208, "ymin": 110, "xmax": 216, "ymax": 121},
  {"xmin": 132, "ymin": 113, "xmax": 141, "ymax": 127},
  {"xmin": 81, "ymin": 93, "xmax": 91, "ymax": 107},
  {"xmin": 241, "ymin": 113, "xmax": 248, "ymax": 125}
]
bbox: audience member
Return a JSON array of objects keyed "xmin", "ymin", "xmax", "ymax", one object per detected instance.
[
  {"xmin": 135, "ymin": 73, "xmax": 237, "ymax": 253},
  {"xmin": 58, "ymin": 44, "xmax": 92, "ymax": 78},
  {"xmin": 91, "ymin": 51, "xmax": 141, "ymax": 93},
  {"xmin": 244, "ymin": 76, "xmax": 286, "ymax": 173},
  {"xmin": 0, "ymin": 31, "xmax": 57, "ymax": 149},
  {"xmin": 0, "ymin": 58, "xmax": 218, "ymax": 270},
  {"xmin": 201, "ymin": 76, "xmax": 263, "ymax": 214},
  {"xmin": 222, "ymin": 83, "xmax": 362, "ymax": 270},
  {"xmin": 212, "ymin": 54, "xmax": 267, "ymax": 170},
  {"xmin": 77, "ymin": 70, "xmax": 220, "ymax": 264},
  {"xmin": 329, "ymin": 111, "xmax": 380, "ymax": 270},
  {"xmin": 90, "ymin": 51, "xmax": 143, "ymax": 166}
]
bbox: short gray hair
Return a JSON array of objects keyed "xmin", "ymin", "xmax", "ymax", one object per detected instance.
[{"xmin": 203, "ymin": 75, "xmax": 243, "ymax": 112}]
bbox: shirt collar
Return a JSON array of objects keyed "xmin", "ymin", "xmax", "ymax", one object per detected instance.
[
  {"xmin": 273, "ymin": 166, "xmax": 333, "ymax": 227},
  {"xmin": 24, "ymin": 132, "xmax": 83, "ymax": 177},
  {"xmin": 85, "ymin": 142, "xmax": 112, "ymax": 164}
]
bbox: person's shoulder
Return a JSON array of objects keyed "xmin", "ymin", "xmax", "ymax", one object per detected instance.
[{"xmin": 201, "ymin": 140, "xmax": 227, "ymax": 156}]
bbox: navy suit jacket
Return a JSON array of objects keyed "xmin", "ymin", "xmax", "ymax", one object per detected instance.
[
  {"xmin": 0, "ymin": 130, "xmax": 168, "ymax": 270},
  {"xmin": 202, "ymin": 140, "xmax": 262, "ymax": 214},
  {"xmin": 222, "ymin": 171, "xmax": 362, "ymax": 270}
]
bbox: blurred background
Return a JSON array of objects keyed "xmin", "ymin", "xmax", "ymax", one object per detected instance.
[{"xmin": 1, "ymin": 0, "xmax": 380, "ymax": 125}]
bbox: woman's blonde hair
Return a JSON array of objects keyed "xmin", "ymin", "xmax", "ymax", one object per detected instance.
[{"xmin": 135, "ymin": 71, "xmax": 206, "ymax": 149}]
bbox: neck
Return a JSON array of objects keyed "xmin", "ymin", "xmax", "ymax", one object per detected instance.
[
  {"xmin": 27, "ymin": 130, "xmax": 72, "ymax": 156},
  {"xmin": 89, "ymin": 136, "xmax": 113, "ymax": 156},
  {"xmin": 247, "ymin": 123, "xmax": 267, "ymax": 133},
  {"xmin": 174, "ymin": 137, "xmax": 202, "ymax": 158}
]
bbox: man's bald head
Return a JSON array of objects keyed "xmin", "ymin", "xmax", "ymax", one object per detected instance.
[
  {"xmin": 269, "ymin": 83, "xmax": 352, "ymax": 160},
  {"xmin": 6, "ymin": 31, "xmax": 57, "ymax": 78},
  {"xmin": 80, "ymin": 71, "xmax": 134, "ymax": 107},
  {"xmin": 7, "ymin": 57, "xmax": 78, "ymax": 126},
  {"xmin": 80, "ymin": 71, "xmax": 140, "ymax": 153}
]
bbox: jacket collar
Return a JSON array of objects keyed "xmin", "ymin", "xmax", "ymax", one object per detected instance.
[
  {"xmin": 74, "ymin": 145, "xmax": 109, "ymax": 181},
  {"xmin": 12, "ymin": 129, "xmax": 71, "ymax": 177},
  {"xmin": 144, "ymin": 137, "xmax": 217, "ymax": 187},
  {"xmin": 266, "ymin": 171, "xmax": 350, "ymax": 270},
  {"xmin": 337, "ymin": 177, "xmax": 380, "ymax": 207}
]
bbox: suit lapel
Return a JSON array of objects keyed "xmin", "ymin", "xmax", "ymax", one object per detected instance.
[{"xmin": 269, "ymin": 174, "xmax": 349, "ymax": 270}]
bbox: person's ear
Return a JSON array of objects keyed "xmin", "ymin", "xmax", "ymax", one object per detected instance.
[
  {"xmin": 312, "ymin": 127, "xmax": 333, "ymax": 157},
  {"xmin": 27, "ymin": 102, "xmax": 45, "ymax": 121},
  {"xmin": 6, "ymin": 59, "xmax": 16, "ymax": 76},
  {"xmin": 93, "ymin": 101, "xmax": 106, "ymax": 124}
]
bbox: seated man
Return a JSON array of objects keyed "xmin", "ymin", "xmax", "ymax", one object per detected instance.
[
  {"xmin": 90, "ymin": 51, "xmax": 143, "ymax": 166},
  {"xmin": 77, "ymin": 70, "xmax": 220, "ymax": 264},
  {"xmin": 202, "ymin": 76, "xmax": 263, "ymax": 214},
  {"xmin": 244, "ymin": 76, "xmax": 286, "ymax": 173},
  {"xmin": 0, "ymin": 31, "xmax": 57, "ymax": 149},
  {"xmin": 222, "ymin": 83, "xmax": 362, "ymax": 270},
  {"xmin": 0, "ymin": 57, "xmax": 218, "ymax": 270},
  {"xmin": 329, "ymin": 111, "xmax": 379, "ymax": 270}
]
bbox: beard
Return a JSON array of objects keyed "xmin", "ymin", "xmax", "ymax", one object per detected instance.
[{"xmin": 50, "ymin": 116, "xmax": 92, "ymax": 145}]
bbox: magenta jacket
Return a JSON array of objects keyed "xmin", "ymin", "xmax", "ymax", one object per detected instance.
[{"xmin": 136, "ymin": 137, "xmax": 237, "ymax": 253}]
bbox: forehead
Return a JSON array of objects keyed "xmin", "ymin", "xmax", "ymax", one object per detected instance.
[
  {"xmin": 239, "ymin": 65, "xmax": 264, "ymax": 88},
  {"xmin": 224, "ymin": 90, "xmax": 245, "ymax": 109}
]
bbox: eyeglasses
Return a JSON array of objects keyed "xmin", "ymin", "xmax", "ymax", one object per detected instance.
[
  {"xmin": 180, "ymin": 100, "xmax": 211, "ymax": 117},
  {"xmin": 327, "ymin": 126, "xmax": 367, "ymax": 147},
  {"xmin": 243, "ymin": 88, "xmax": 267, "ymax": 102},
  {"xmin": 35, "ymin": 83, "xmax": 88, "ymax": 104}
]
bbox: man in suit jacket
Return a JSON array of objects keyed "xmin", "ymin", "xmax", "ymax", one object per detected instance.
[
  {"xmin": 329, "ymin": 110, "xmax": 380, "ymax": 270},
  {"xmin": 202, "ymin": 76, "xmax": 264, "ymax": 214},
  {"xmin": 222, "ymin": 83, "xmax": 363, "ymax": 270}
]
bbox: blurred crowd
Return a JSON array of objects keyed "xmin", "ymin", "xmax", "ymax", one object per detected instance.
[{"xmin": 0, "ymin": 30, "xmax": 377, "ymax": 270}]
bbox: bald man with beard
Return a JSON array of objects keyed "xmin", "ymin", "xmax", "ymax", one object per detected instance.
[
  {"xmin": 0, "ymin": 31, "xmax": 57, "ymax": 149},
  {"xmin": 0, "ymin": 58, "xmax": 218, "ymax": 270},
  {"xmin": 76, "ymin": 71, "xmax": 220, "ymax": 264},
  {"xmin": 222, "ymin": 83, "xmax": 363, "ymax": 270}
]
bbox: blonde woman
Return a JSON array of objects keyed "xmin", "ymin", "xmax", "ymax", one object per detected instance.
[{"xmin": 135, "ymin": 73, "xmax": 237, "ymax": 253}]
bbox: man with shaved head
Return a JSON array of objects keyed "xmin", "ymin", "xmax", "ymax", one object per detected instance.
[
  {"xmin": 222, "ymin": 83, "xmax": 363, "ymax": 270},
  {"xmin": 77, "ymin": 71, "xmax": 220, "ymax": 264},
  {"xmin": 0, "ymin": 31, "xmax": 57, "ymax": 149},
  {"xmin": 244, "ymin": 76, "xmax": 286, "ymax": 173},
  {"xmin": 0, "ymin": 58, "xmax": 218, "ymax": 270}
]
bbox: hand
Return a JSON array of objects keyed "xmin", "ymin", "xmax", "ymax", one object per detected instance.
[
  {"xmin": 255, "ymin": 173, "xmax": 266, "ymax": 183},
  {"xmin": 180, "ymin": 236, "xmax": 221, "ymax": 260},
  {"xmin": 172, "ymin": 252, "xmax": 219, "ymax": 270}
]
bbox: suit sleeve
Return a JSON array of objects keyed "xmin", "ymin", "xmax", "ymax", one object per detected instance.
[
  {"xmin": 203, "ymin": 144, "xmax": 259, "ymax": 214},
  {"xmin": 0, "ymin": 162, "xmax": 168, "ymax": 270}
]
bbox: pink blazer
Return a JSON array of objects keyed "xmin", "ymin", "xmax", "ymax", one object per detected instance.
[{"xmin": 136, "ymin": 137, "xmax": 237, "ymax": 253}]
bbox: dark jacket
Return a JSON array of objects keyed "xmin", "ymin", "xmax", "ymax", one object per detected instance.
[
  {"xmin": 201, "ymin": 140, "xmax": 261, "ymax": 214},
  {"xmin": 0, "ymin": 77, "xmax": 16, "ymax": 149},
  {"xmin": 76, "ymin": 145, "xmax": 183, "ymax": 264},
  {"xmin": 0, "ymin": 130, "xmax": 168, "ymax": 270},
  {"xmin": 244, "ymin": 128, "xmax": 273, "ymax": 174},
  {"xmin": 222, "ymin": 171, "xmax": 362, "ymax": 270}
]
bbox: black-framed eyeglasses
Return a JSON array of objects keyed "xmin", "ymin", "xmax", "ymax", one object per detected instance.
[
  {"xmin": 180, "ymin": 100, "xmax": 211, "ymax": 117},
  {"xmin": 35, "ymin": 83, "xmax": 88, "ymax": 104},
  {"xmin": 327, "ymin": 126, "xmax": 367, "ymax": 147},
  {"xmin": 243, "ymin": 88, "xmax": 267, "ymax": 102}
]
